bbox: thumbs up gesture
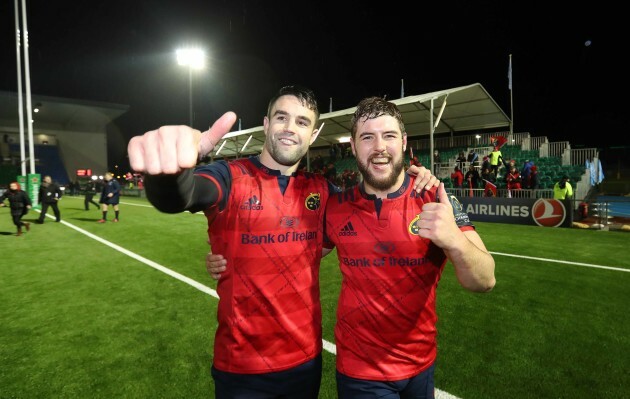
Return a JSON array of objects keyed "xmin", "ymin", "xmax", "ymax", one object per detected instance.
[
  {"xmin": 127, "ymin": 111, "xmax": 237, "ymax": 175},
  {"xmin": 416, "ymin": 182, "xmax": 462, "ymax": 250}
]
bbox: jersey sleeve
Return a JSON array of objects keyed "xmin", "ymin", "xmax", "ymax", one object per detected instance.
[
  {"xmin": 194, "ymin": 160, "xmax": 231, "ymax": 212},
  {"xmin": 144, "ymin": 164, "xmax": 224, "ymax": 214}
]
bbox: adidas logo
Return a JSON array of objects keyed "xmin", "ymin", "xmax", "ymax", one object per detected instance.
[
  {"xmin": 338, "ymin": 221, "xmax": 358, "ymax": 236},
  {"xmin": 240, "ymin": 195, "xmax": 263, "ymax": 210}
]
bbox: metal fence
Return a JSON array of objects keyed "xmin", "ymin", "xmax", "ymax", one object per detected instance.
[{"xmin": 446, "ymin": 187, "xmax": 554, "ymax": 199}]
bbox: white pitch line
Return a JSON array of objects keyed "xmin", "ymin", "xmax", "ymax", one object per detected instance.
[{"xmin": 489, "ymin": 251, "xmax": 629, "ymax": 272}]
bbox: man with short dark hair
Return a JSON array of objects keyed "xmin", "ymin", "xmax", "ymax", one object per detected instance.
[{"xmin": 128, "ymin": 86, "xmax": 336, "ymax": 398}]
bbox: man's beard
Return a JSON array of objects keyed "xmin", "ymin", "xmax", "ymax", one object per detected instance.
[
  {"xmin": 356, "ymin": 153, "xmax": 405, "ymax": 191},
  {"xmin": 266, "ymin": 136, "xmax": 307, "ymax": 167}
]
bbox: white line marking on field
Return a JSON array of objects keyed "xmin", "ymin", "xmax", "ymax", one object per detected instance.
[
  {"xmin": 489, "ymin": 251, "xmax": 630, "ymax": 272},
  {"xmin": 120, "ymin": 201, "xmax": 154, "ymax": 207},
  {"xmin": 60, "ymin": 218, "xmax": 220, "ymax": 298}
]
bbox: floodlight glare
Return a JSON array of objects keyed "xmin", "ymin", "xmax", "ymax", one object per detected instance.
[
  {"xmin": 176, "ymin": 48, "xmax": 205, "ymax": 69},
  {"xmin": 177, "ymin": 47, "xmax": 206, "ymax": 127}
]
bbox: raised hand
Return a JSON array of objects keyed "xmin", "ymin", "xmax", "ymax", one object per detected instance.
[
  {"xmin": 127, "ymin": 111, "xmax": 237, "ymax": 175},
  {"xmin": 415, "ymin": 182, "xmax": 462, "ymax": 249},
  {"xmin": 406, "ymin": 165, "xmax": 440, "ymax": 193}
]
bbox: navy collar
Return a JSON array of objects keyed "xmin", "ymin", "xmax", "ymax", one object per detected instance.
[
  {"xmin": 248, "ymin": 155, "xmax": 298, "ymax": 177},
  {"xmin": 359, "ymin": 173, "xmax": 410, "ymax": 200}
]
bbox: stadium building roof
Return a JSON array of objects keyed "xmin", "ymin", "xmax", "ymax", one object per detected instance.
[
  {"xmin": 0, "ymin": 91, "xmax": 128, "ymax": 134},
  {"xmin": 215, "ymin": 82, "xmax": 511, "ymax": 158}
]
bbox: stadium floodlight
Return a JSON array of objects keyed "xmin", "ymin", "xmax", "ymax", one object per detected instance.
[
  {"xmin": 176, "ymin": 48, "xmax": 205, "ymax": 69},
  {"xmin": 176, "ymin": 47, "xmax": 206, "ymax": 127}
]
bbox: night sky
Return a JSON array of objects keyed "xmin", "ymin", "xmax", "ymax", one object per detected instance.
[{"xmin": 0, "ymin": 1, "xmax": 624, "ymax": 169}]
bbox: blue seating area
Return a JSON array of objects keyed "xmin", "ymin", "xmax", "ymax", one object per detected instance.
[{"xmin": 7, "ymin": 143, "xmax": 69, "ymax": 185}]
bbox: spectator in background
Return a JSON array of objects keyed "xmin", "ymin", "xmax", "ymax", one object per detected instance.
[
  {"xmin": 481, "ymin": 154, "xmax": 490, "ymax": 172},
  {"xmin": 489, "ymin": 147, "xmax": 503, "ymax": 177},
  {"xmin": 553, "ymin": 175, "xmax": 573, "ymax": 200},
  {"xmin": 451, "ymin": 165, "xmax": 464, "ymax": 188},
  {"xmin": 297, "ymin": 156, "xmax": 308, "ymax": 172},
  {"xmin": 433, "ymin": 149, "xmax": 441, "ymax": 175},
  {"xmin": 481, "ymin": 166, "xmax": 496, "ymax": 184},
  {"xmin": 467, "ymin": 149, "xmax": 479, "ymax": 167},
  {"xmin": 464, "ymin": 164, "xmax": 481, "ymax": 189},
  {"xmin": 520, "ymin": 159, "xmax": 534, "ymax": 189},
  {"xmin": 341, "ymin": 169, "xmax": 359, "ymax": 189},
  {"xmin": 329, "ymin": 143, "xmax": 338, "ymax": 162},
  {"xmin": 528, "ymin": 165, "xmax": 540, "ymax": 190},
  {"xmin": 344, "ymin": 143, "xmax": 352, "ymax": 159},
  {"xmin": 501, "ymin": 158, "xmax": 516, "ymax": 178},
  {"xmin": 410, "ymin": 155, "xmax": 422, "ymax": 167},
  {"xmin": 456, "ymin": 151, "xmax": 467, "ymax": 170},
  {"xmin": 84, "ymin": 178, "xmax": 101, "ymax": 211},
  {"xmin": 36, "ymin": 175, "xmax": 62, "ymax": 223},
  {"xmin": 506, "ymin": 165, "xmax": 522, "ymax": 191},
  {"xmin": 324, "ymin": 162, "xmax": 338, "ymax": 185},
  {"xmin": 0, "ymin": 181, "xmax": 32, "ymax": 236},
  {"xmin": 98, "ymin": 172, "xmax": 121, "ymax": 223},
  {"xmin": 70, "ymin": 179, "xmax": 80, "ymax": 196},
  {"xmin": 312, "ymin": 154, "xmax": 324, "ymax": 172}
]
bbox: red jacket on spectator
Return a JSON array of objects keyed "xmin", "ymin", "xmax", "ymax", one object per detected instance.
[
  {"xmin": 451, "ymin": 167, "xmax": 464, "ymax": 188},
  {"xmin": 506, "ymin": 167, "xmax": 522, "ymax": 190}
]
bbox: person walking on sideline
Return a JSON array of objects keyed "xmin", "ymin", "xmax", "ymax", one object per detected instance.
[
  {"xmin": 84, "ymin": 178, "xmax": 101, "ymax": 210},
  {"xmin": 98, "ymin": 172, "xmax": 121, "ymax": 222},
  {"xmin": 36, "ymin": 175, "xmax": 62, "ymax": 223},
  {"xmin": 0, "ymin": 181, "xmax": 32, "ymax": 236}
]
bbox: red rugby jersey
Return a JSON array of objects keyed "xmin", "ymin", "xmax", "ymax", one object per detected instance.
[
  {"xmin": 324, "ymin": 174, "xmax": 474, "ymax": 381},
  {"xmin": 197, "ymin": 158, "xmax": 330, "ymax": 374}
]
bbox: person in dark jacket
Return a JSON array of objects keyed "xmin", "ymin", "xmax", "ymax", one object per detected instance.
[
  {"xmin": 84, "ymin": 178, "xmax": 101, "ymax": 210},
  {"xmin": 528, "ymin": 165, "xmax": 540, "ymax": 190},
  {"xmin": 464, "ymin": 164, "xmax": 481, "ymax": 189},
  {"xmin": 98, "ymin": 172, "xmax": 121, "ymax": 223},
  {"xmin": 36, "ymin": 175, "xmax": 62, "ymax": 223},
  {"xmin": 0, "ymin": 181, "xmax": 32, "ymax": 236}
]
